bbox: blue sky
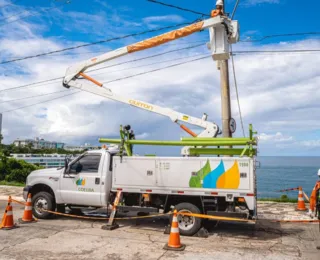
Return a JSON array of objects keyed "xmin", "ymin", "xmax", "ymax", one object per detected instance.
[
  {"xmin": 13, "ymin": 0, "xmax": 320, "ymax": 44},
  {"xmin": 0, "ymin": 0, "xmax": 319, "ymax": 156}
]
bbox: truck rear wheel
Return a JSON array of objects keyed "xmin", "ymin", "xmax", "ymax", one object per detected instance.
[
  {"xmin": 32, "ymin": 191, "xmax": 55, "ymax": 219},
  {"xmin": 172, "ymin": 202, "xmax": 202, "ymax": 236}
]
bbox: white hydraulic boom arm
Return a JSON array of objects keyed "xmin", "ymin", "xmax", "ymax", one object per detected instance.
[{"xmin": 62, "ymin": 11, "xmax": 239, "ymax": 139}]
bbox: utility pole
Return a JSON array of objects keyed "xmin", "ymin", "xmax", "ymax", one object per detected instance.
[
  {"xmin": 217, "ymin": 0, "xmax": 232, "ymax": 138},
  {"xmin": 0, "ymin": 113, "xmax": 2, "ymax": 145}
]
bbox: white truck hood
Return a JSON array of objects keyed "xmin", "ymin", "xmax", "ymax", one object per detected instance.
[{"xmin": 27, "ymin": 168, "xmax": 63, "ymax": 185}]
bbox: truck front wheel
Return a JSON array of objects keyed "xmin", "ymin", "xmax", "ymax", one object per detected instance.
[
  {"xmin": 172, "ymin": 202, "xmax": 202, "ymax": 236},
  {"xmin": 32, "ymin": 191, "xmax": 55, "ymax": 219}
]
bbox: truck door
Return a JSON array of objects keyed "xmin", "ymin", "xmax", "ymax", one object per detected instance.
[{"xmin": 59, "ymin": 153, "xmax": 104, "ymax": 206}]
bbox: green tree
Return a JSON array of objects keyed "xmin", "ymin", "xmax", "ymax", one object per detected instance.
[{"xmin": 26, "ymin": 142, "xmax": 33, "ymax": 153}]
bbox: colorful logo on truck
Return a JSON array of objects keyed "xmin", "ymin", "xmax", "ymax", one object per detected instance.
[
  {"xmin": 189, "ymin": 160, "xmax": 240, "ymax": 189},
  {"xmin": 76, "ymin": 178, "xmax": 86, "ymax": 186}
]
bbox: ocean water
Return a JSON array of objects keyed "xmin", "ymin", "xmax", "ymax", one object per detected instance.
[{"xmin": 256, "ymin": 156, "xmax": 320, "ymax": 198}]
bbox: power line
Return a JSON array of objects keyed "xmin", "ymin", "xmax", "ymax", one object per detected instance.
[
  {"xmin": 3, "ymin": 46, "xmax": 320, "ymax": 113},
  {"xmin": 230, "ymin": 45, "xmax": 245, "ymax": 137},
  {"xmin": 87, "ymin": 43, "xmax": 205, "ymax": 74},
  {"xmin": 0, "ymin": 0, "xmax": 21, "ymax": 9},
  {"xmin": 1, "ymin": 47, "xmax": 319, "ymax": 94},
  {"xmin": 0, "ymin": 55, "xmax": 211, "ymax": 113},
  {"xmin": 0, "ymin": 0, "xmax": 71, "ymax": 27},
  {"xmin": 90, "ymin": 52, "xmax": 206, "ymax": 78},
  {"xmin": 0, "ymin": 89, "xmax": 70, "ymax": 104},
  {"xmin": 0, "ymin": 43, "xmax": 206, "ymax": 93},
  {"xmin": 2, "ymin": 29, "xmax": 317, "ymax": 65},
  {"xmin": 1, "ymin": 91, "xmax": 80, "ymax": 113},
  {"xmin": 0, "ymin": 7, "xmax": 30, "ymax": 23},
  {"xmin": 146, "ymin": 0, "xmax": 210, "ymax": 17},
  {"xmin": 0, "ymin": 21, "xmax": 199, "ymax": 65},
  {"xmin": 241, "ymin": 32, "xmax": 320, "ymax": 42},
  {"xmin": 231, "ymin": 0, "xmax": 240, "ymax": 19},
  {"xmin": 102, "ymin": 55, "xmax": 210, "ymax": 85},
  {"xmin": 6, "ymin": 39, "xmax": 208, "ymax": 59},
  {"xmin": 0, "ymin": 76, "xmax": 62, "ymax": 93},
  {"xmin": 233, "ymin": 49, "xmax": 320, "ymax": 54}
]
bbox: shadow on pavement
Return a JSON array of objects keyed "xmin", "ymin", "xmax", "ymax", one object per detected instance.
[{"xmin": 47, "ymin": 207, "xmax": 306, "ymax": 240}]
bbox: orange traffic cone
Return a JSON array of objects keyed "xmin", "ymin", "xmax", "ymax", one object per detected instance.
[
  {"xmin": 296, "ymin": 186, "xmax": 307, "ymax": 211},
  {"xmin": 0, "ymin": 197, "xmax": 17, "ymax": 230},
  {"xmin": 163, "ymin": 210, "xmax": 186, "ymax": 251},
  {"xmin": 19, "ymin": 193, "xmax": 36, "ymax": 223}
]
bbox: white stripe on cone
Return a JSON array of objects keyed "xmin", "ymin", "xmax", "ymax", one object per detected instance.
[
  {"xmin": 25, "ymin": 206, "xmax": 32, "ymax": 210},
  {"xmin": 173, "ymin": 216, "xmax": 178, "ymax": 222},
  {"xmin": 6, "ymin": 211, "xmax": 13, "ymax": 216},
  {"xmin": 27, "ymin": 198, "xmax": 32, "ymax": 202},
  {"xmin": 170, "ymin": 227, "xmax": 179, "ymax": 233},
  {"xmin": 298, "ymin": 197, "xmax": 304, "ymax": 201}
]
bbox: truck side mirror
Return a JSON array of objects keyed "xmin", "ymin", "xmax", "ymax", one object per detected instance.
[
  {"xmin": 76, "ymin": 163, "xmax": 83, "ymax": 173},
  {"xmin": 64, "ymin": 158, "xmax": 68, "ymax": 169}
]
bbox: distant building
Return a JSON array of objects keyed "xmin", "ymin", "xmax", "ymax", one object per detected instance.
[
  {"xmin": 13, "ymin": 137, "xmax": 65, "ymax": 149},
  {"xmin": 64, "ymin": 143, "xmax": 99, "ymax": 152},
  {"xmin": 11, "ymin": 154, "xmax": 66, "ymax": 168},
  {"xmin": 11, "ymin": 154, "xmax": 79, "ymax": 168}
]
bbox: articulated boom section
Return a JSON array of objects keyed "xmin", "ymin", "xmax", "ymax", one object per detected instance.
[
  {"xmin": 63, "ymin": 15, "xmax": 238, "ymax": 85},
  {"xmin": 62, "ymin": 12, "xmax": 239, "ymax": 138},
  {"xmin": 72, "ymin": 81, "xmax": 219, "ymax": 138}
]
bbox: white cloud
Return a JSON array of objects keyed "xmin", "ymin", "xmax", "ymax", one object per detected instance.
[
  {"xmin": 244, "ymin": 0, "xmax": 280, "ymax": 6},
  {"xmin": 143, "ymin": 15, "xmax": 184, "ymax": 24},
  {"xmin": 258, "ymin": 132, "xmax": 294, "ymax": 142},
  {"xmin": 135, "ymin": 132, "xmax": 150, "ymax": 139},
  {"xmin": 0, "ymin": 6, "xmax": 319, "ymax": 155},
  {"xmin": 299, "ymin": 140, "xmax": 320, "ymax": 147}
]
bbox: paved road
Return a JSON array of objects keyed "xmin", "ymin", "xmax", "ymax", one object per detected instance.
[{"xmin": 0, "ymin": 200, "xmax": 319, "ymax": 260}]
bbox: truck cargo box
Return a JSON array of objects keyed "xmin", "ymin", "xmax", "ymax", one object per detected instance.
[{"xmin": 112, "ymin": 156, "xmax": 255, "ymax": 198}]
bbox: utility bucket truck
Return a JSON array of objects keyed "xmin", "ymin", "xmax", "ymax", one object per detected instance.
[{"xmin": 22, "ymin": 9, "xmax": 259, "ymax": 236}]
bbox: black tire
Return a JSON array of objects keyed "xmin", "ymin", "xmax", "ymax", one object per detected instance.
[
  {"xmin": 32, "ymin": 191, "xmax": 55, "ymax": 219},
  {"xmin": 171, "ymin": 202, "xmax": 202, "ymax": 236}
]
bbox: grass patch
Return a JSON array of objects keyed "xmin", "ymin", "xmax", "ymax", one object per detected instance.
[{"xmin": 0, "ymin": 180, "xmax": 25, "ymax": 187}]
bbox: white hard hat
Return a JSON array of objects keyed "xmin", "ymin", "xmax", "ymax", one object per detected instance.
[
  {"xmin": 216, "ymin": 0, "xmax": 223, "ymax": 6},
  {"xmin": 318, "ymin": 169, "xmax": 320, "ymax": 176}
]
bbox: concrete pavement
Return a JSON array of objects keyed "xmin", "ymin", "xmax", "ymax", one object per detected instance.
[{"xmin": 0, "ymin": 200, "xmax": 319, "ymax": 260}]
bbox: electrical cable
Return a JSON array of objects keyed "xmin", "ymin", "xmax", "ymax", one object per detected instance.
[
  {"xmin": 0, "ymin": 43, "xmax": 206, "ymax": 93},
  {"xmin": 0, "ymin": 7, "xmax": 30, "ymax": 22},
  {"xmin": 0, "ymin": 0, "xmax": 21, "ymax": 9},
  {"xmin": 146, "ymin": 0, "xmax": 210, "ymax": 17},
  {"xmin": 0, "ymin": 89, "xmax": 70, "ymax": 104},
  {"xmin": 2, "ymin": 46, "xmax": 320, "ymax": 113},
  {"xmin": 0, "ymin": 90, "xmax": 80, "ymax": 113},
  {"xmin": 6, "ymin": 39, "xmax": 208, "ymax": 59},
  {"xmin": 90, "ymin": 52, "xmax": 206, "ymax": 78},
  {"xmin": 0, "ymin": 50, "xmax": 206, "ymax": 100},
  {"xmin": 233, "ymin": 49, "xmax": 320, "ymax": 54},
  {"xmin": 241, "ymin": 32, "xmax": 320, "ymax": 42},
  {"xmin": 1, "ymin": 48, "xmax": 319, "ymax": 94},
  {"xmin": 0, "ymin": 20, "xmax": 201, "ymax": 65},
  {"xmin": 0, "ymin": 55, "xmax": 211, "ymax": 113},
  {"xmin": 231, "ymin": 0, "xmax": 240, "ymax": 19},
  {"xmin": 101, "ymin": 55, "xmax": 210, "ymax": 85},
  {"xmin": 87, "ymin": 42, "xmax": 206, "ymax": 74},
  {"xmin": 230, "ymin": 45, "xmax": 245, "ymax": 137},
  {"xmin": 0, "ymin": 76, "xmax": 63, "ymax": 93},
  {"xmin": 0, "ymin": 0, "xmax": 71, "ymax": 27}
]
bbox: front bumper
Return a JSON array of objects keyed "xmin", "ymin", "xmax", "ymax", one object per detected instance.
[{"xmin": 23, "ymin": 186, "xmax": 32, "ymax": 201}]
